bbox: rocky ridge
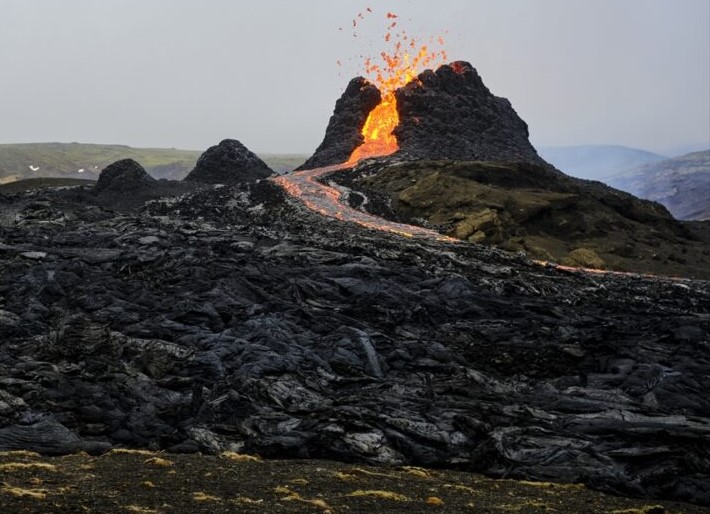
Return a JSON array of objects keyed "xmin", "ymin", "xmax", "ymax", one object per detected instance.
[
  {"xmin": 609, "ymin": 150, "xmax": 710, "ymax": 221},
  {"xmin": 329, "ymin": 159, "xmax": 710, "ymax": 279}
]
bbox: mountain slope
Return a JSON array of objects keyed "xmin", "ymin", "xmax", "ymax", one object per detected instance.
[
  {"xmin": 334, "ymin": 159, "xmax": 710, "ymax": 278},
  {"xmin": 538, "ymin": 144, "xmax": 667, "ymax": 180},
  {"xmin": 608, "ymin": 150, "xmax": 710, "ymax": 220}
]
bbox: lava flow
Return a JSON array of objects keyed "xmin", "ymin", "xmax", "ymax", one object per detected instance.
[
  {"xmin": 274, "ymin": 11, "xmax": 452, "ymax": 240},
  {"xmin": 273, "ymin": 163, "xmax": 454, "ymax": 240}
]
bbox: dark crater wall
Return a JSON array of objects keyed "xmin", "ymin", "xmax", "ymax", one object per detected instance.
[
  {"xmin": 394, "ymin": 61, "xmax": 545, "ymax": 164},
  {"xmin": 297, "ymin": 78, "xmax": 381, "ymax": 170}
]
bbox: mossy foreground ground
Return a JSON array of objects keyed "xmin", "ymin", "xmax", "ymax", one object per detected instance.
[{"xmin": 0, "ymin": 451, "xmax": 703, "ymax": 514}]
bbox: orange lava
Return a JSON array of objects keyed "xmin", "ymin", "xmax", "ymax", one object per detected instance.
[
  {"xmin": 273, "ymin": 163, "xmax": 456, "ymax": 242},
  {"xmin": 347, "ymin": 11, "xmax": 448, "ymax": 163}
]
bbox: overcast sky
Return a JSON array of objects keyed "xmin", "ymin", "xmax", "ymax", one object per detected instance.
[{"xmin": 1, "ymin": 0, "xmax": 708, "ymax": 156}]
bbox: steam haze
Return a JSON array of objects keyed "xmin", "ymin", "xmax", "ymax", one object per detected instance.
[{"xmin": 1, "ymin": 0, "xmax": 708, "ymax": 155}]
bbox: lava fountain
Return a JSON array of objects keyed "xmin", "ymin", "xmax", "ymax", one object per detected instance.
[{"xmin": 347, "ymin": 13, "xmax": 448, "ymax": 163}]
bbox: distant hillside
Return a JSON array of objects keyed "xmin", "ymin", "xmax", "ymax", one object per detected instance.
[
  {"xmin": 0, "ymin": 142, "xmax": 306, "ymax": 181},
  {"xmin": 258, "ymin": 154, "xmax": 308, "ymax": 175},
  {"xmin": 0, "ymin": 142, "xmax": 201, "ymax": 181},
  {"xmin": 608, "ymin": 150, "xmax": 710, "ymax": 221},
  {"xmin": 538, "ymin": 145, "xmax": 667, "ymax": 180}
]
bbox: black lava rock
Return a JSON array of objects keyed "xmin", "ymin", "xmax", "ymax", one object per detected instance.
[
  {"xmin": 394, "ymin": 61, "xmax": 545, "ymax": 163},
  {"xmin": 93, "ymin": 159, "xmax": 156, "ymax": 194},
  {"xmin": 1, "ymin": 179, "xmax": 710, "ymax": 505},
  {"xmin": 184, "ymin": 139, "xmax": 273, "ymax": 184},
  {"xmin": 297, "ymin": 77, "xmax": 381, "ymax": 170}
]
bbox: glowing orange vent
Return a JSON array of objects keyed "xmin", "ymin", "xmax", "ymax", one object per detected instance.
[{"xmin": 346, "ymin": 12, "xmax": 448, "ymax": 164}]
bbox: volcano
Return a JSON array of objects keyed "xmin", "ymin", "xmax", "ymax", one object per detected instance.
[{"xmin": 300, "ymin": 61, "xmax": 546, "ymax": 169}]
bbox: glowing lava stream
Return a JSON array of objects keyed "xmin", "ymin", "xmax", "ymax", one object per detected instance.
[{"xmin": 272, "ymin": 162, "xmax": 455, "ymax": 242}]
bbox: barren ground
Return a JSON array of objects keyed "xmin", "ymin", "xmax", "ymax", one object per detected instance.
[{"xmin": 0, "ymin": 451, "xmax": 703, "ymax": 514}]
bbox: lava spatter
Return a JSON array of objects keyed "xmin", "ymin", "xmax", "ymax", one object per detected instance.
[{"xmin": 347, "ymin": 12, "xmax": 448, "ymax": 163}]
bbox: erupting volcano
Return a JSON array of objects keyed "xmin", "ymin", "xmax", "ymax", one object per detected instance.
[
  {"xmin": 276, "ymin": 11, "xmax": 544, "ymax": 239},
  {"xmin": 295, "ymin": 10, "xmax": 547, "ymax": 176},
  {"xmin": 272, "ymin": 12, "xmax": 457, "ymax": 239},
  {"xmin": 297, "ymin": 12, "xmax": 457, "ymax": 170}
]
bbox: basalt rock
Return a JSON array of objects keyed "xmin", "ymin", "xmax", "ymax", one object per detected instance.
[
  {"xmin": 394, "ymin": 61, "xmax": 545, "ymax": 164},
  {"xmin": 297, "ymin": 77, "xmax": 381, "ymax": 170},
  {"xmin": 93, "ymin": 159, "xmax": 155, "ymax": 194},
  {"xmin": 0, "ymin": 179, "xmax": 709, "ymax": 506},
  {"xmin": 184, "ymin": 139, "xmax": 274, "ymax": 184}
]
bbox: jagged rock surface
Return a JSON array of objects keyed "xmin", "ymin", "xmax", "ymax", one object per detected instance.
[
  {"xmin": 184, "ymin": 139, "xmax": 273, "ymax": 184},
  {"xmin": 0, "ymin": 180, "xmax": 709, "ymax": 506},
  {"xmin": 93, "ymin": 159, "xmax": 155, "ymax": 194},
  {"xmin": 297, "ymin": 78, "xmax": 381, "ymax": 170},
  {"xmin": 394, "ymin": 61, "xmax": 546, "ymax": 163}
]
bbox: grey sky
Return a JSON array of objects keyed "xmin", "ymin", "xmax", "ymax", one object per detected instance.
[{"xmin": 1, "ymin": 0, "xmax": 708, "ymax": 155}]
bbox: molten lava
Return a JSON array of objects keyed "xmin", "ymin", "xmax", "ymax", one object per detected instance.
[
  {"xmin": 273, "ymin": 163, "xmax": 455, "ymax": 241},
  {"xmin": 347, "ymin": 13, "xmax": 448, "ymax": 164}
]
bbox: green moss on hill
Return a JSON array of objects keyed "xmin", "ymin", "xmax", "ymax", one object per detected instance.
[{"xmin": 356, "ymin": 160, "xmax": 710, "ymax": 279}]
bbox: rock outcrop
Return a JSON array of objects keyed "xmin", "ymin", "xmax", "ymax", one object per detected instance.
[
  {"xmin": 297, "ymin": 78, "xmax": 381, "ymax": 170},
  {"xmin": 184, "ymin": 139, "xmax": 273, "ymax": 184},
  {"xmin": 394, "ymin": 61, "xmax": 545, "ymax": 163},
  {"xmin": 93, "ymin": 159, "xmax": 155, "ymax": 194}
]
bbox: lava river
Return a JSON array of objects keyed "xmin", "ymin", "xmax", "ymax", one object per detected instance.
[{"xmin": 272, "ymin": 162, "xmax": 455, "ymax": 242}]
